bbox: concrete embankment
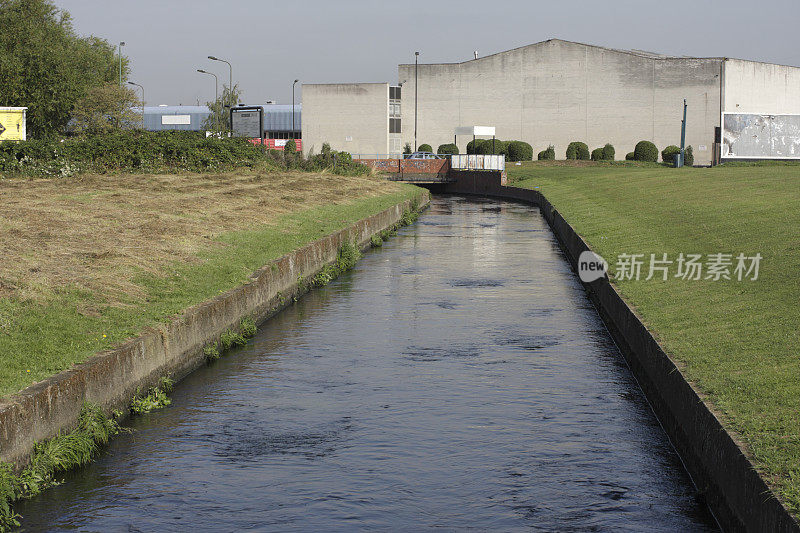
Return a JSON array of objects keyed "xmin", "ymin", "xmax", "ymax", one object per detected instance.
[
  {"xmin": 0, "ymin": 191, "xmax": 429, "ymax": 469},
  {"xmin": 439, "ymin": 170, "xmax": 799, "ymax": 533}
]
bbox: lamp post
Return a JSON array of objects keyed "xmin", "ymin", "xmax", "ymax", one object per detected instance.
[
  {"xmin": 208, "ymin": 55, "xmax": 232, "ymax": 96},
  {"xmin": 118, "ymin": 42, "xmax": 126, "ymax": 85},
  {"xmin": 127, "ymin": 81, "xmax": 144, "ymax": 127},
  {"xmin": 414, "ymin": 51, "xmax": 419, "ymax": 151},
  {"xmin": 292, "ymin": 79, "xmax": 299, "ymax": 137},
  {"xmin": 197, "ymin": 69, "xmax": 218, "ymax": 101}
]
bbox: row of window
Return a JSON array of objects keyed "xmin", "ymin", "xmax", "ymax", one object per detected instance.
[{"xmin": 267, "ymin": 131, "xmax": 301, "ymax": 139}]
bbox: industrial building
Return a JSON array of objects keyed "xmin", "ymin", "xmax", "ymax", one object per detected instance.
[
  {"xmin": 142, "ymin": 103, "xmax": 301, "ymax": 140},
  {"xmin": 302, "ymin": 39, "xmax": 800, "ymax": 165}
]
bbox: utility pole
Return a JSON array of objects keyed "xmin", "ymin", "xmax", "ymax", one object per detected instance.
[
  {"xmin": 414, "ymin": 51, "xmax": 419, "ymax": 152},
  {"xmin": 128, "ymin": 81, "xmax": 144, "ymax": 127},
  {"xmin": 680, "ymin": 99, "xmax": 687, "ymax": 167},
  {"xmin": 118, "ymin": 42, "xmax": 125, "ymax": 85},
  {"xmin": 292, "ymin": 79, "xmax": 300, "ymax": 137}
]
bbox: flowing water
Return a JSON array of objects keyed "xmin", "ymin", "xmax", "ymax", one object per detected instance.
[{"xmin": 18, "ymin": 196, "xmax": 718, "ymax": 531}]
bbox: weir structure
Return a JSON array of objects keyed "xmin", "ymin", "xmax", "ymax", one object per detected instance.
[{"xmin": 423, "ymin": 169, "xmax": 799, "ymax": 533}]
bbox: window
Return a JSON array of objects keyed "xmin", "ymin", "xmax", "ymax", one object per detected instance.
[
  {"xmin": 390, "ymin": 118, "xmax": 401, "ymax": 134},
  {"xmin": 389, "ymin": 103, "xmax": 401, "ymax": 118},
  {"xmin": 389, "ymin": 86, "xmax": 401, "ymax": 100}
]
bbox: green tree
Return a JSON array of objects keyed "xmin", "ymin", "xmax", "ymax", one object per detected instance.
[
  {"xmin": 0, "ymin": 0, "xmax": 127, "ymax": 138},
  {"xmin": 203, "ymin": 84, "xmax": 242, "ymax": 133},
  {"xmin": 71, "ymin": 83, "xmax": 141, "ymax": 134}
]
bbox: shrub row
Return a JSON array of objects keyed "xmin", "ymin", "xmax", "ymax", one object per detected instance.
[
  {"xmin": 464, "ymin": 139, "xmax": 533, "ymax": 161},
  {"xmin": 0, "ymin": 131, "xmax": 371, "ymax": 178},
  {"xmin": 537, "ymin": 145, "xmax": 555, "ymax": 160}
]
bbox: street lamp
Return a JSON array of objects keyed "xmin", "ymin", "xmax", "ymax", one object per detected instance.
[
  {"xmin": 292, "ymin": 79, "xmax": 299, "ymax": 137},
  {"xmin": 118, "ymin": 42, "xmax": 126, "ymax": 85},
  {"xmin": 197, "ymin": 69, "xmax": 218, "ymax": 101},
  {"xmin": 127, "ymin": 81, "xmax": 144, "ymax": 127},
  {"xmin": 414, "ymin": 51, "xmax": 419, "ymax": 151},
  {"xmin": 208, "ymin": 55, "xmax": 232, "ymax": 96}
]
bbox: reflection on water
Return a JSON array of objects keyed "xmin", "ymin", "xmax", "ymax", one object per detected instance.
[{"xmin": 17, "ymin": 197, "xmax": 718, "ymax": 531}]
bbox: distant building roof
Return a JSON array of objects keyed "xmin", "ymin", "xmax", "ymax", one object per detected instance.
[{"xmin": 141, "ymin": 104, "xmax": 301, "ymax": 132}]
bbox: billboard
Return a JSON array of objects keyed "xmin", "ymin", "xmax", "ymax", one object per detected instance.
[
  {"xmin": 722, "ymin": 113, "xmax": 800, "ymax": 159},
  {"xmin": 0, "ymin": 107, "xmax": 27, "ymax": 141},
  {"xmin": 230, "ymin": 106, "xmax": 263, "ymax": 138}
]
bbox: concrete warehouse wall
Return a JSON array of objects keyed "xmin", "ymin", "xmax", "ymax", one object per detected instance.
[
  {"xmin": 302, "ymin": 83, "xmax": 389, "ymax": 156},
  {"xmin": 723, "ymin": 58, "xmax": 800, "ymax": 113},
  {"xmin": 0, "ymin": 191, "xmax": 429, "ymax": 468},
  {"xmin": 399, "ymin": 40, "xmax": 722, "ymax": 165}
]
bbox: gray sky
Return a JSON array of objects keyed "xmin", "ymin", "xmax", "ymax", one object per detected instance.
[{"xmin": 53, "ymin": 0, "xmax": 800, "ymax": 107}]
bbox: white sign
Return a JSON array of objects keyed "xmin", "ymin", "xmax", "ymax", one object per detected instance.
[
  {"xmin": 698, "ymin": 145, "xmax": 707, "ymax": 151},
  {"xmin": 274, "ymin": 139, "xmax": 287, "ymax": 147},
  {"xmin": 162, "ymin": 114, "xmax": 191, "ymax": 125}
]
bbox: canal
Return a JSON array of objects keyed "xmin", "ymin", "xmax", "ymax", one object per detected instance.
[{"xmin": 18, "ymin": 196, "xmax": 718, "ymax": 531}]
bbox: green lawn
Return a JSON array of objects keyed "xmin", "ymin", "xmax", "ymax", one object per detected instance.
[
  {"xmin": 0, "ymin": 177, "xmax": 422, "ymax": 399},
  {"xmin": 508, "ymin": 161, "xmax": 800, "ymax": 516}
]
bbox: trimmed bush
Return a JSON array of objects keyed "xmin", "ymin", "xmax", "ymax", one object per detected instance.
[
  {"xmin": 625, "ymin": 152, "xmax": 635, "ymax": 160},
  {"xmin": 479, "ymin": 139, "xmax": 507, "ymax": 156},
  {"xmin": 437, "ymin": 143, "xmax": 459, "ymax": 155},
  {"xmin": 403, "ymin": 143, "xmax": 412, "ymax": 154},
  {"xmin": 590, "ymin": 147, "xmax": 604, "ymax": 161},
  {"xmin": 633, "ymin": 140, "xmax": 658, "ymax": 162},
  {"xmin": 506, "ymin": 140, "xmax": 533, "ymax": 162},
  {"xmin": 417, "ymin": 143, "xmax": 432, "ymax": 153},
  {"xmin": 566, "ymin": 141, "xmax": 590, "ymax": 160},
  {"xmin": 538, "ymin": 145, "xmax": 555, "ymax": 160},
  {"xmin": 685, "ymin": 145, "xmax": 694, "ymax": 166},
  {"xmin": 662, "ymin": 145, "xmax": 680, "ymax": 165},
  {"xmin": 602, "ymin": 143, "xmax": 615, "ymax": 161}
]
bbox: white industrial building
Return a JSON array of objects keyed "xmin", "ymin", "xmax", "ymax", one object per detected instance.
[{"xmin": 302, "ymin": 39, "xmax": 800, "ymax": 165}]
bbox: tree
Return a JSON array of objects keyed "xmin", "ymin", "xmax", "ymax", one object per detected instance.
[
  {"xmin": 0, "ymin": 0, "xmax": 127, "ymax": 138},
  {"xmin": 71, "ymin": 83, "xmax": 141, "ymax": 134},
  {"xmin": 203, "ymin": 84, "xmax": 242, "ymax": 133}
]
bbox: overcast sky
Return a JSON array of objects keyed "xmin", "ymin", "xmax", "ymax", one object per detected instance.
[{"xmin": 53, "ymin": 0, "xmax": 800, "ymax": 107}]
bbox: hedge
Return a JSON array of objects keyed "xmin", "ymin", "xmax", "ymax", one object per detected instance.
[
  {"xmin": 566, "ymin": 141, "xmax": 590, "ymax": 160},
  {"xmin": 417, "ymin": 143, "xmax": 433, "ymax": 153},
  {"xmin": 685, "ymin": 145, "xmax": 694, "ymax": 166},
  {"xmin": 662, "ymin": 145, "xmax": 680, "ymax": 165},
  {"xmin": 590, "ymin": 147, "xmax": 604, "ymax": 161},
  {"xmin": 602, "ymin": 143, "xmax": 615, "ymax": 161},
  {"xmin": 625, "ymin": 152, "xmax": 635, "ymax": 160},
  {"xmin": 633, "ymin": 140, "xmax": 658, "ymax": 162},
  {"xmin": 506, "ymin": 141, "xmax": 533, "ymax": 161},
  {"xmin": 538, "ymin": 145, "xmax": 555, "ymax": 160},
  {"xmin": 437, "ymin": 143, "xmax": 459, "ymax": 155}
]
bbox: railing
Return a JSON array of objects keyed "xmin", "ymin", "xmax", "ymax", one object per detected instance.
[{"xmin": 450, "ymin": 154, "xmax": 505, "ymax": 171}]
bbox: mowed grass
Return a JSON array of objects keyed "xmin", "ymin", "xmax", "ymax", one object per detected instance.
[
  {"xmin": 0, "ymin": 170, "xmax": 423, "ymax": 399},
  {"xmin": 509, "ymin": 161, "xmax": 800, "ymax": 515}
]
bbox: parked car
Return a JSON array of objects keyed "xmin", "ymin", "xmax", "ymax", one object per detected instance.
[{"xmin": 403, "ymin": 151, "xmax": 443, "ymax": 160}]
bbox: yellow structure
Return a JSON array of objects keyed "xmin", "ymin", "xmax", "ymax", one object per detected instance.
[{"xmin": 0, "ymin": 107, "xmax": 27, "ymax": 141}]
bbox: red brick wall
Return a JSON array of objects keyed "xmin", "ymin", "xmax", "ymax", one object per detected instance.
[{"xmin": 355, "ymin": 158, "xmax": 450, "ymax": 176}]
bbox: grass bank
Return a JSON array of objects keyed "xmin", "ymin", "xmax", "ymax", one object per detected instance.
[
  {"xmin": 508, "ymin": 161, "xmax": 800, "ymax": 516},
  {"xmin": 0, "ymin": 170, "xmax": 423, "ymax": 398}
]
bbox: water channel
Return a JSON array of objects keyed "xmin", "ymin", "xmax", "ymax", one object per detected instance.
[{"xmin": 18, "ymin": 196, "xmax": 718, "ymax": 531}]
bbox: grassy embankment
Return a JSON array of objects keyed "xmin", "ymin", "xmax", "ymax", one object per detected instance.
[
  {"xmin": 508, "ymin": 161, "xmax": 800, "ymax": 516},
  {"xmin": 0, "ymin": 170, "xmax": 423, "ymax": 398}
]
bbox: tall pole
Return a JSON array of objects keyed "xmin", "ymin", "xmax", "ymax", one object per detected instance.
[
  {"xmin": 118, "ymin": 42, "xmax": 126, "ymax": 85},
  {"xmin": 414, "ymin": 51, "xmax": 419, "ymax": 151},
  {"xmin": 208, "ymin": 56, "xmax": 232, "ymax": 96},
  {"xmin": 197, "ymin": 69, "xmax": 218, "ymax": 101},
  {"xmin": 292, "ymin": 79, "xmax": 299, "ymax": 137},
  {"xmin": 680, "ymin": 99, "xmax": 687, "ymax": 167},
  {"xmin": 128, "ymin": 81, "xmax": 144, "ymax": 127}
]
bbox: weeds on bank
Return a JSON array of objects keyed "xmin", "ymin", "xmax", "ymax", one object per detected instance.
[
  {"xmin": 0, "ymin": 402, "xmax": 121, "ymax": 531},
  {"xmin": 129, "ymin": 376, "xmax": 174, "ymax": 415},
  {"xmin": 313, "ymin": 242, "xmax": 362, "ymax": 287},
  {"xmin": 205, "ymin": 316, "xmax": 259, "ymax": 365}
]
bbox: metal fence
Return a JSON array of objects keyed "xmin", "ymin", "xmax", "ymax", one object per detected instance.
[{"xmin": 450, "ymin": 154, "xmax": 505, "ymax": 171}]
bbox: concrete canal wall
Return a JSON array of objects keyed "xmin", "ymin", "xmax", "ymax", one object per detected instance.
[
  {"xmin": 440, "ymin": 170, "xmax": 799, "ymax": 533},
  {"xmin": 0, "ymin": 191, "xmax": 429, "ymax": 469}
]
